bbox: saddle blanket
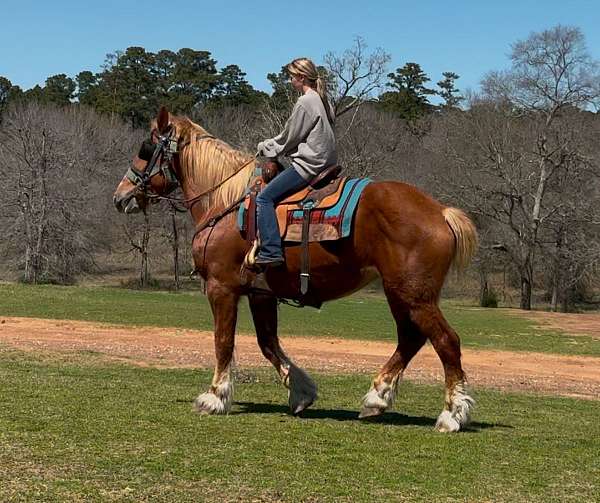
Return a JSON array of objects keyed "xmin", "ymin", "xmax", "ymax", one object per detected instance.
[{"xmin": 237, "ymin": 177, "xmax": 371, "ymax": 243}]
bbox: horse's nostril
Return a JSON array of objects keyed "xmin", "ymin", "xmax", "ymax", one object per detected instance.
[{"xmin": 113, "ymin": 195, "xmax": 123, "ymax": 211}]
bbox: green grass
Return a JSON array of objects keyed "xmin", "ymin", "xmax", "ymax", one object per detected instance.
[
  {"xmin": 0, "ymin": 347, "xmax": 598, "ymax": 502},
  {"xmin": 1, "ymin": 283, "xmax": 600, "ymax": 356}
]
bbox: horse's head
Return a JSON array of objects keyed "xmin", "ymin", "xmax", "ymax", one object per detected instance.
[{"xmin": 113, "ymin": 106, "xmax": 181, "ymax": 214}]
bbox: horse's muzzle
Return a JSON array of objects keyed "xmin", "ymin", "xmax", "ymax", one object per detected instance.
[{"xmin": 113, "ymin": 193, "xmax": 141, "ymax": 214}]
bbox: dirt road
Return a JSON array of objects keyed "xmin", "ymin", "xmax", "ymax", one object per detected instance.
[{"xmin": 1, "ymin": 316, "xmax": 598, "ymax": 399}]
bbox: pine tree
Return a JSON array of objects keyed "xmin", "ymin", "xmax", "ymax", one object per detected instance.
[
  {"xmin": 436, "ymin": 72, "xmax": 463, "ymax": 109},
  {"xmin": 378, "ymin": 62, "xmax": 436, "ymax": 120}
]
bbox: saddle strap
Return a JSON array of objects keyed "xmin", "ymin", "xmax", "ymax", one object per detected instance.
[
  {"xmin": 300, "ymin": 202, "xmax": 314, "ymax": 295},
  {"xmin": 246, "ymin": 178, "xmax": 263, "ymax": 244},
  {"xmin": 247, "ymin": 193, "xmax": 257, "ymax": 243}
]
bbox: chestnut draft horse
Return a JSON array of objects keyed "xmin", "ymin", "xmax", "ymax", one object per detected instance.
[{"xmin": 113, "ymin": 107, "xmax": 478, "ymax": 432}]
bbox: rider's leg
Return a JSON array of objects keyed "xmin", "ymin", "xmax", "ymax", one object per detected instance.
[{"xmin": 256, "ymin": 166, "xmax": 308, "ymax": 261}]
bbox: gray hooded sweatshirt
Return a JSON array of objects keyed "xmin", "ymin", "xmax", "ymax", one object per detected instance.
[{"xmin": 258, "ymin": 88, "xmax": 337, "ymax": 180}]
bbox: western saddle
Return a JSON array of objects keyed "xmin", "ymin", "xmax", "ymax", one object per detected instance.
[{"xmin": 243, "ymin": 159, "xmax": 344, "ymax": 297}]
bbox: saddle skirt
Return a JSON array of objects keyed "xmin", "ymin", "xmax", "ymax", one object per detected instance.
[{"xmin": 237, "ymin": 176, "xmax": 371, "ymax": 243}]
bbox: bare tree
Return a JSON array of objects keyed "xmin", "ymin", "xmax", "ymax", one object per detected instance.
[
  {"xmin": 122, "ymin": 211, "xmax": 153, "ymax": 287},
  {"xmin": 324, "ymin": 36, "xmax": 390, "ymax": 119},
  {"xmin": 434, "ymin": 26, "xmax": 600, "ymax": 310},
  {"xmin": 0, "ymin": 102, "xmax": 138, "ymax": 283},
  {"xmin": 194, "ymin": 104, "xmax": 263, "ymax": 153},
  {"xmin": 538, "ymin": 109, "xmax": 600, "ymax": 310},
  {"xmin": 335, "ymin": 104, "xmax": 432, "ymax": 183},
  {"xmin": 157, "ymin": 201, "xmax": 191, "ymax": 290}
]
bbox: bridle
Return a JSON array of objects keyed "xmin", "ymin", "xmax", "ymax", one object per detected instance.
[
  {"xmin": 125, "ymin": 127, "xmax": 256, "ymax": 239},
  {"xmin": 125, "ymin": 127, "xmax": 183, "ymax": 196}
]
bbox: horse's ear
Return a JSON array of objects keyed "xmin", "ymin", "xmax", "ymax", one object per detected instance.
[{"xmin": 157, "ymin": 106, "xmax": 170, "ymax": 133}]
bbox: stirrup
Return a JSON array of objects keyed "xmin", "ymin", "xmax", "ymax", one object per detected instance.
[
  {"xmin": 243, "ymin": 239, "xmax": 260, "ymax": 271},
  {"xmin": 249, "ymin": 272, "xmax": 275, "ymax": 296}
]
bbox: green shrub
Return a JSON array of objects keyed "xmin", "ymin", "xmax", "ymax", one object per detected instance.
[{"xmin": 481, "ymin": 288, "xmax": 499, "ymax": 308}]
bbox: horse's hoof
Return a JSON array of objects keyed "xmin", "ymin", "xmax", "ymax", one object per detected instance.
[
  {"xmin": 287, "ymin": 363, "xmax": 317, "ymax": 415},
  {"xmin": 435, "ymin": 410, "xmax": 460, "ymax": 433},
  {"xmin": 291, "ymin": 399, "xmax": 314, "ymax": 416},
  {"xmin": 358, "ymin": 406, "xmax": 384, "ymax": 419},
  {"xmin": 193, "ymin": 392, "xmax": 229, "ymax": 415}
]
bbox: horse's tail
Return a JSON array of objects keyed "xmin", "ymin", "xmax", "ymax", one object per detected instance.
[{"xmin": 443, "ymin": 207, "xmax": 478, "ymax": 272}]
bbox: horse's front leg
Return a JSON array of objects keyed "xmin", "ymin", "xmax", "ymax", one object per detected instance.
[
  {"xmin": 193, "ymin": 280, "xmax": 239, "ymax": 415},
  {"xmin": 248, "ymin": 292, "xmax": 317, "ymax": 414}
]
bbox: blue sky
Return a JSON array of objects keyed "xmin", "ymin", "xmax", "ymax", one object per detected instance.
[{"xmin": 2, "ymin": 0, "xmax": 599, "ymax": 97}]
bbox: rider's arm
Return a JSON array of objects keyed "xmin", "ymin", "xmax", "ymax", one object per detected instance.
[{"xmin": 257, "ymin": 102, "xmax": 317, "ymax": 158}]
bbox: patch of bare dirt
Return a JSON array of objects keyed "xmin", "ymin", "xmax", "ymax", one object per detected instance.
[
  {"xmin": 511, "ymin": 309, "xmax": 600, "ymax": 339},
  {"xmin": 1, "ymin": 316, "xmax": 598, "ymax": 400}
]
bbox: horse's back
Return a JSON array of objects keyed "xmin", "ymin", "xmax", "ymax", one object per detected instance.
[{"xmin": 356, "ymin": 180, "xmax": 450, "ymax": 237}]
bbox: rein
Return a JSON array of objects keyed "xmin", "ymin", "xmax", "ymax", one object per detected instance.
[
  {"xmin": 149, "ymin": 152, "xmax": 255, "ymax": 210},
  {"xmin": 130, "ymin": 129, "xmax": 255, "ymax": 213},
  {"xmin": 153, "ymin": 135, "xmax": 256, "ymax": 245},
  {"xmin": 129, "ymin": 127, "xmax": 258, "ymax": 278},
  {"xmin": 192, "ymin": 193, "xmax": 247, "ymax": 239}
]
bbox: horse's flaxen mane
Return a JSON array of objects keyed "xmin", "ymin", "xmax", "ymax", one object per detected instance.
[{"xmin": 165, "ymin": 115, "xmax": 256, "ymax": 213}]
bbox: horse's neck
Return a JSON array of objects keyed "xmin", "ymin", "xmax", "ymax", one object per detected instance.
[{"xmin": 178, "ymin": 141, "xmax": 251, "ymax": 224}]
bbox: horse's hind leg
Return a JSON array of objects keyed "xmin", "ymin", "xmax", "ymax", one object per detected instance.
[
  {"xmin": 248, "ymin": 292, "xmax": 317, "ymax": 414},
  {"xmin": 359, "ymin": 291, "xmax": 427, "ymax": 418},
  {"xmin": 409, "ymin": 303, "xmax": 474, "ymax": 432},
  {"xmin": 193, "ymin": 281, "xmax": 238, "ymax": 415}
]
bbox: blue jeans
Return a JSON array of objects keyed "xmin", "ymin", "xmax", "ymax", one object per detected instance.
[{"xmin": 256, "ymin": 167, "xmax": 309, "ymax": 259}]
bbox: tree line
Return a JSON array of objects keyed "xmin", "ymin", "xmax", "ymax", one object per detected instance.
[
  {"xmin": 0, "ymin": 40, "xmax": 460, "ymax": 126},
  {"xmin": 1, "ymin": 28, "xmax": 599, "ymax": 312}
]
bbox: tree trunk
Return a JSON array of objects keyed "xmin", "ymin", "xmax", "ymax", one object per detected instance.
[
  {"xmin": 550, "ymin": 281, "xmax": 558, "ymax": 312},
  {"xmin": 502, "ymin": 265, "xmax": 507, "ymax": 304},
  {"xmin": 520, "ymin": 275, "xmax": 532, "ymax": 310},
  {"xmin": 140, "ymin": 212, "xmax": 150, "ymax": 287},
  {"xmin": 561, "ymin": 288, "xmax": 569, "ymax": 313},
  {"xmin": 521, "ymin": 132, "xmax": 551, "ymax": 311},
  {"xmin": 60, "ymin": 208, "xmax": 73, "ymax": 284},
  {"xmin": 479, "ymin": 269, "xmax": 489, "ymax": 307},
  {"xmin": 33, "ymin": 205, "xmax": 46, "ymax": 284},
  {"xmin": 550, "ymin": 231, "xmax": 563, "ymax": 313},
  {"xmin": 520, "ymin": 248, "xmax": 534, "ymax": 310},
  {"xmin": 22, "ymin": 202, "xmax": 33, "ymax": 283}
]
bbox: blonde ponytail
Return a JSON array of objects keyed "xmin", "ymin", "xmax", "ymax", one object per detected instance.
[
  {"xmin": 316, "ymin": 76, "xmax": 327, "ymax": 102},
  {"xmin": 316, "ymin": 76, "xmax": 334, "ymax": 126}
]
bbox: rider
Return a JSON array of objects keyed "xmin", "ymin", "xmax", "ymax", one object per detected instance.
[{"xmin": 255, "ymin": 57, "xmax": 337, "ymax": 267}]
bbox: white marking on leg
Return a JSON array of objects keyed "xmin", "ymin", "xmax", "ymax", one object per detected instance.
[
  {"xmin": 359, "ymin": 375, "xmax": 400, "ymax": 418},
  {"xmin": 450, "ymin": 380, "xmax": 475, "ymax": 427},
  {"xmin": 435, "ymin": 410, "xmax": 460, "ymax": 432},
  {"xmin": 193, "ymin": 367, "xmax": 234, "ymax": 415},
  {"xmin": 285, "ymin": 361, "xmax": 318, "ymax": 415},
  {"xmin": 435, "ymin": 380, "xmax": 474, "ymax": 432}
]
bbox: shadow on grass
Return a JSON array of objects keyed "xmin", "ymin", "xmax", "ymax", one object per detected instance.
[{"xmin": 233, "ymin": 401, "xmax": 508, "ymax": 431}]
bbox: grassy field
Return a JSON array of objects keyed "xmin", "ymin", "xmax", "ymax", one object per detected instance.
[
  {"xmin": 1, "ymin": 283, "xmax": 599, "ymax": 356},
  {"xmin": 0, "ymin": 347, "xmax": 598, "ymax": 502}
]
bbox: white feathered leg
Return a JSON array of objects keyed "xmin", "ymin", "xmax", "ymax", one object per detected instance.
[
  {"xmin": 359, "ymin": 375, "xmax": 400, "ymax": 418},
  {"xmin": 193, "ymin": 367, "xmax": 234, "ymax": 415},
  {"xmin": 435, "ymin": 380, "xmax": 474, "ymax": 432},
  {"xmin": 281, "ymin": 361, "xmax": 318, "ymax": 415}
]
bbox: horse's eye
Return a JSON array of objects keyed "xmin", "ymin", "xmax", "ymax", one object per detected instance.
[{"xmin": 138, "ymin": 140, "xmax": 155, "ymax": 162}]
